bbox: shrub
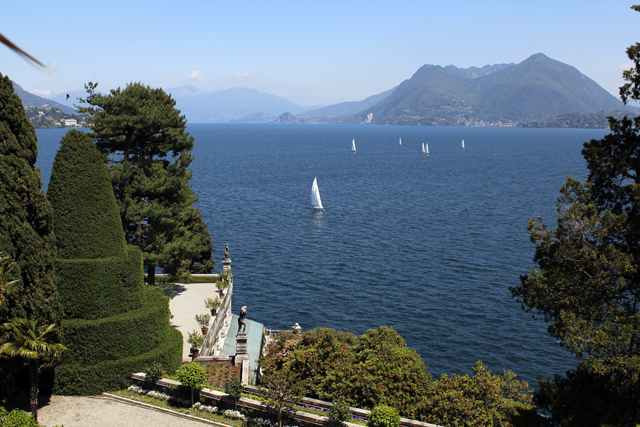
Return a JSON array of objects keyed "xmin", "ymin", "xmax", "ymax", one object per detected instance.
[
  {"xmin": 144, "ymin": 361, "xmax": 165, "ymax": 384},
  {"xmin": 177, "ymin": 362, "xmax": 207, "ymax": 405},
  {"xmin": 368, "ymin": 405, "xmax": 400, "ymax": 427},
  {"xmin": 1, "ymin": 409, "xmax": 38, "ymax": 427},
  {"xmin": 224, "ymin": 378, "xmax": 244, "ymax": 410},
  {"xmin": 328, "ymin": 399, "xmax": 351, "ymax": 425}
]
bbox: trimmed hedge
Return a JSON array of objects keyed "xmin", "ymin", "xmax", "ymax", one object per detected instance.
[
  {"xmin": 53, "ymin": 326, "xmax": 182, "ymax": 395},
  {"xmin": 47, "ymin": 129, "xmax": 126, "ymax": 260},
  {"xmin": 56, "ymin": 246, "xmax": 145, "ymax": 320},
  {"xmin": 58, "ymin": 288, "xmax": 170, "ymax": 365}
]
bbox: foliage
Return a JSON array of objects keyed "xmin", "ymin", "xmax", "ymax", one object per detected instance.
[
  {"xmin": 177, "ymin": 362, "xmax": 207, "ymax": 405},
  {"xmin": 205, "ymin": 297, "xmax": 222, "ymax": 310},
  {"xmin": 0, "ymin": 72, "xmax": 62, "ymax": 394},
  {"xmin": 511, "ymin": 10, "xmax": 640, "ymax": 424},
  {"xmin": 77, "ymin": 81, "xmax": 214, "ymax": 284},
  {"xmin": 367, "ymin": 405, "xmax": 400, "ymax": 427},
  {"xmin": 188, "ymin": 330, "xmax": 205, "ymax": 349},
  {"xmin": 413, "ymin": 361, "xmax": 534, "ymax": 427},
  {"xmin": 0, "ymin": 408, "xmax": 37, "ymax": 427},
  {"xmin": 203, "ymin": 363, "xmax": 240, "ymax": 389},
  {"xmin": 53, "ymin": 326, "xmax": 182, "ymax": 395},
  {"xmin": 531, "ymin": 367, "xmax": 640, "ymax": 427},
  {"xmin": 216, "ymin": 279, "xmax": 229, "ymax": 294},
  {"xmin": 0, "ymin": 253, "xmax": 21, "ymax": 304},
  {"xmin": 259, "ymin": 369, "xmax": 306, "ymax": 427},
  {"xmin": 260, "ymin": 326, "xmax": 431, "ymax": 416},
  {"xmin": 224, "ymin": 378, "xmax": 244, "ymax": 410},
  {"xmin": 195, "ymin": 313, "xmax": 211, "ymax": 328},
  {"xmin": 0, "ymin": 318, "xmax": 66, "ymax": 423},
  {"xmin": 143, "ymin": 361, "xmax": 165, "ymax": 384},
  {"xmin": 47, "ymin": 129, "xmax": 126, "ymax": 260},
  {"xmin": 328, "ymin": 399, "xmax": 351, "ymax": 425}
]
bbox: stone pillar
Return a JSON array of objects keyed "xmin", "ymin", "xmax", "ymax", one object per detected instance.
[{"xmin": 235, "ymin": 332, "xmax": 249, "ymax": 367}]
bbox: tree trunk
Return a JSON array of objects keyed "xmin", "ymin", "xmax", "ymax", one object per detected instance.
[
  {"xmin": 29, "ymin": 359, "xmax": 38, "ymax": 423},
  {"xmin": 148, "ymin": 265, "xmax": 156, "ymax": 285},
  {"xmin": 134, "ymin": 219, "xmax": 144, "ymax": 244}
]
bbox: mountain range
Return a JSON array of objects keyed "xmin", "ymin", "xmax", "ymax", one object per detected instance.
[
  {"xmin": 11, "ymin": 52, "xmax": 638, "ymax": 127},
  {"xmin": 346, "ymin": 53, "xmax": 635, "ymax": 126}
]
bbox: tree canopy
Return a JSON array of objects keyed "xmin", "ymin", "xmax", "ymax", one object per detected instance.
[
  {"xmin": 511, "ymin": 6, "xmax": 640, "ymax": 424},
  {"xmin": 77, "ymin": 82, "xmax": 214, "ymax": 283}
]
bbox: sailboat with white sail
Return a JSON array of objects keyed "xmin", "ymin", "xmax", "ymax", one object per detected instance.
[
  {"xmin": 399, "ymin": 137, "xmax": 402, "ymax": 146},
  {"xmin": 421, "ymin": 143, "xmax": 426, "ymax": 154},
  {"xmin": 461, "ymin": 139, "xmax": 465, "ymax": 149},
  {"xmin": 352, "ymin": 138, "xmax": 356, "ymax": 153},
  {"xmin": 311, "ymin": 177, "xmax": 324, "ymax": 210}
]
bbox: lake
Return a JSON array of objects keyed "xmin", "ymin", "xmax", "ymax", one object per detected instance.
[{"xmin": 35, "ymin": 123, "xmax": 609, "ymax": 387}]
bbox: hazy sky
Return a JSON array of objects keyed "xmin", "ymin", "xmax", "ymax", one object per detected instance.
[{"xmin": 1, "ymin": 0, "xmax": 638, "ymax": 106}]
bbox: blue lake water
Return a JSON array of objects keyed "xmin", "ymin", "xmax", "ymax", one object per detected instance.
[{"xmin": 35, "ymin": 124, "xmax": 609, "ymax": 387}]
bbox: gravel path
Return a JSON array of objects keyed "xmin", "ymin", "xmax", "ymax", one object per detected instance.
[{"xmin": 38, "ymin": 395, "xmax": 215, "ymax": 427}]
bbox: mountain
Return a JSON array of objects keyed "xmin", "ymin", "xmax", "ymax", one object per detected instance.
[
  {"xmin": 168, "ymin": 86, "xmax": 305, "ymax": 123},
  {"xmin": 298, "ymin": 86, "xmax": 398, "ymax": 118},
  {"xmin": 352, "ymin": 53, "xmax": 635, "ymax": 126},
  {"xmin": 12, "ymin": 81, "xmax": 78, "ymax": 115}
]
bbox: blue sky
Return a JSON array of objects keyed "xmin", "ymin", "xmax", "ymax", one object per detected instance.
[{"xmin": 1, "ymin": 0, "xmax": 638, "ymax": 106}]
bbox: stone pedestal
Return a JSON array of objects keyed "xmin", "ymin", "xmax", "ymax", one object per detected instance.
[
  {"xmin": 235, "ymin": 332, "xmax": 249, "ymax": 367},
  {"xmin": 222, "ymin": 258, "xmax": 231, "ymax": 271}
]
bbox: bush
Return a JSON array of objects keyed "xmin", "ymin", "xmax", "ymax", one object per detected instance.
[
  {"xmin": 177, "ymin": 362, "xmax": 207, "ymax": 405},
  {"xmin": 368, "ymin": 405, "xmax": 400, "ymax": 427},
  {"xmin": 328, "ymin": 399, "xmax": 351, "ymax": 424},
  {"xmin": 1, "ymin": 409, "xmax": 37, "ymax": 427},
  {"xmin": 144, "ymin": 361, "xmax": 165, "ymax": 384}
]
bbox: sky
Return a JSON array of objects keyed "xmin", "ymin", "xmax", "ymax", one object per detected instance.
[{"xmin": 1, "ymin": 0, "xmax": 638, "ymax": 106}]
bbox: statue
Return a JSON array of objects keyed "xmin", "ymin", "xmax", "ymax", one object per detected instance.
[
  {"xmin": 238, "ymin": 306, "xmax": 247, "ymax": 333},
  {"xmin": 225, "ymin": 243, "xmax": 230, "ymax": 261}
]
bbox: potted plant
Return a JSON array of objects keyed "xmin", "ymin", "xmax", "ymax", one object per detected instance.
[
  {"xmin": 195, "ymin": 313, "xmax": 211, "ymax": 335},
  {"xmin": 215, "ymin": 279, "xmax": 228, "ymax": 298},
  {"xmin": 204, "ymin": 296, "xmax": 222, "ymax": 316},
  {"xmin": 187, "ymin": 329, "xmax": 205, "ymax": 359}
]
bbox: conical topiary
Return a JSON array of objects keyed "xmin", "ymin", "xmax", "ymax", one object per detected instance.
[{"xmin": 48, "ymin": 129, "xmax": 125, "ymax": 259}]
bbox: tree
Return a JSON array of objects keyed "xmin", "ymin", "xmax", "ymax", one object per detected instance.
[
  {"xmin": 177, "ymin": 361, "xmax": 207, "ymax": 405},
  {"xmin": 0, "ymin": 252, "xmax": 22, "ymax": 303},
  {"xmin": 413, "ymin": 361, "xmax": 534, "ymax": 427},
  {"xmin": 259, "ymin": 369, "xmax": 306, "ymax": 427},
  {"xmin": 0, "ymin": 318, "xmax": 66, "ymax": 423},
  {"xmin": 0, "ymin": 73, "xmax": 62, "ymax": 399},
  {"xmin": 77, "ymin": 82, "xmax": 214, "ymax": 283},
  {"xmin": 511, "ymin": 6, "xmax": 640, "ymax": 424}
]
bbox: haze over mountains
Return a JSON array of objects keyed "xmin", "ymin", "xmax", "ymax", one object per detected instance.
[{"xmin": 15, "ymin": 53, "xmax": 638, "ymax": 126}]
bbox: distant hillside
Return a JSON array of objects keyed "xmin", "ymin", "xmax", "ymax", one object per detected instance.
[
  {"xmin": 298, "ymin": 86, "xmax": 397, "ymax": 118},
  {"xmin": 349, "ymin": 53, "xmax": 635, "ymax": 126},
  {"xmin": 518, "ymin": 110, "xmax": 637, "ymax": 129},
  {"xmin": 12, "ymin": 81, "xmax": 78, "ymax": 115},
  {"xmin": 170, "ymin": 86, "xmax": 305, "ymax": 123}
]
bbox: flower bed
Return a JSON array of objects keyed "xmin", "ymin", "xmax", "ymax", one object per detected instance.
[{"xmin": 202, "ymin": 362, "xmax": 240, "ymax": 388}]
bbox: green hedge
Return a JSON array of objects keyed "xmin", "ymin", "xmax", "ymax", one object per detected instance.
[
  {"xmin": 53, "ymin": 326, "xmax": 183, "ymax": 396},
  {"xmin": 56, "ymin": 246, "xmax": 145, "ymax": 320},
  {"xmin": 59, "ymin": 288, "xmax": 170, "ymax": 365},
  {"xmin": 47, "ymin": 129, "xmax": 126, "ymax": 260}
]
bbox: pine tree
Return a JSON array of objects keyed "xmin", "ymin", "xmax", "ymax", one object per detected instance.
[
  {"xmin": 0, "ymin": 74, "xmax": 62, "ymax": 394},
  {"xmin": 77, "ymin": 82, "xmax": 214, "ymax": 283}
]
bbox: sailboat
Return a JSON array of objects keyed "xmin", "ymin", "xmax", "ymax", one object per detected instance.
[
  {"xmin": 421, "ymin": 143, "xmax": 426, "ymax": 154},
  {"xmin": 461, "ymin": 139, "xmax": 465, "ymax": 149},
  {"xmin": 399, "ymin": 137, "xmax": 402, "ymax": 146},
  {"xmin": 426, "ymin": 143, "xmax": 429, "ymax": 154},
  {"xmin": 352, "ymin": 138, "xmax": 356, "ymax": 153},
  {"xmin": 311, "ymin": 177, "xmax": 324, "ymax": 210}
]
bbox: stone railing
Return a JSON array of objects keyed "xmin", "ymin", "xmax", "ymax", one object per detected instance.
[
  {"xmin": 131, "ymin": 373, "xmax": 442, "ymax": 427},
  {"xmin": 200, "ymin": 281, "xmax": 233, "ymax": 357}
]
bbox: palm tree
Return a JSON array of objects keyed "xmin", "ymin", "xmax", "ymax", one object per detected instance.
[
  {"xmin": 0, "ymin": 252, "xmax": 22, "ymax": 303},
  {"xmin": 0, "ymin": 318, "xmax": 66, "ymax": 423}
]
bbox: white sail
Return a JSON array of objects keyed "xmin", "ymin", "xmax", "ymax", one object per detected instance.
[
  {"xmin": 311, "ymin": 177, "xmax": 323, "ymax": 210},
  {"xmin": 399, "ymin": 137, "xmax": 402, "ymax": 146},
  {"xmin": 426, "ymin": 143, "xmax": 429, "ymax": 154},
  {"xmin": 352, "ymin": 138, "xmax": 356, "ymax": 152},
  {"xmin": 422, "ymin": 143, "xmax": 425, "ymax": 154},
  {"xmin": 461, "ymin": 139, "xmax": 465, "ymax": 149}
]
